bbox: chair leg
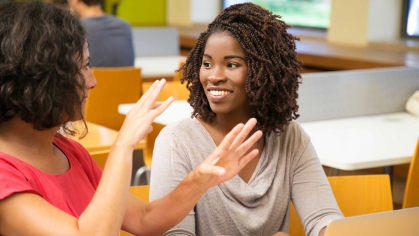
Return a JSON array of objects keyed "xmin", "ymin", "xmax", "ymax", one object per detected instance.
[
  {"xmin": 145, "ymin": 169, "xmax": 151, "ymax": 184},
  {"xmin": 134, "ymin": 166, "xmax": 151, "ymax": 186}
]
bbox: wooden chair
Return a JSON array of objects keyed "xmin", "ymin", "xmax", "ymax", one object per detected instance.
[
  {"xmin": 403, "ymin": 138, "xmax": 419, "ymax": 208},
  {"xmin": 119, "ymin": 185, "xmax": 150, "ymax": 236},
  {"xmin": 173, "ymin": 61, "xmax": 185, "ymax": 81},
  {"xmin": 289, "ymin": 175, "xmax": 393, "ymax": 236},
  {"xmin": 85, "ymin": 67, "xmax": 142, "ymax": 131},
  {"xmin": 142, "ymin": 80, "xmax": 189, "ymax": 101},
  {"xmin": 90, "ymin": 149, "xmax": 111, "ymax": 169},
  {"xmin": 133, "ymin": 81, "xmax": 190, "ymax": 185}
]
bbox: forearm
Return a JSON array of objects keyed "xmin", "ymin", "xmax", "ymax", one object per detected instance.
[
  {"xmin": 319, "ymin": 227, "xmax": 326, "ymax": 236},
  {"xmin": 134, "ymin": 171, "xmax": 206, "ymax": 236},
  {"xmin": 78, "ymin": 141, "xmax": 133, "ymax": 235}
]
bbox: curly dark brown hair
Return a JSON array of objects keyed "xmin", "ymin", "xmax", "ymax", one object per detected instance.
[
  {"xmin": 0, "ymin": 2, "xmax": 87, "ymax": 136},
  {"xmin": 181, "ymin": 2, "xmax": 302, "ymax": 135}
]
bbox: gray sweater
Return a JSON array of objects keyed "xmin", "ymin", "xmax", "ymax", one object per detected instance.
[{"xmin": 150, "ymin": 118, "xmax": 343, "ymax": 236}]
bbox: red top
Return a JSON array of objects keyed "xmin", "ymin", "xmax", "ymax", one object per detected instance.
[{"xmin": 0, "ymin": 133, "xmax": 102, "ymax": 218}]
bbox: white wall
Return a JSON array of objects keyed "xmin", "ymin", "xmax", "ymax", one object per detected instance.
[
  {"xmin": 367, "ymin": 0, "xmax": 402, "ymax": 42},
  {"xmin": 191, "ymin": 0, "xmax": 221, "ymax": 24}
]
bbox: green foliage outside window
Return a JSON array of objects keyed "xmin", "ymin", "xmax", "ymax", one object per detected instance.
[{"xmin": 225, "ymin": 0, "xmax": 331, "ymax": 29}]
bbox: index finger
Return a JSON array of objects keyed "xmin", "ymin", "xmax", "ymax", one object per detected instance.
[
  {"xmin": 130, "ymin": 79, "xmax": 166, "ymax": 114},
  {"xmin": 217, "ymin": 123, "xmax": 245, "ymax": 150},
  {"xmin": 141, "ymin": 79, "xmax": 168, "ymax": 108},
  {"xmin": 228, "ymin": 118, "xmax": 258, "ymax": 150}
]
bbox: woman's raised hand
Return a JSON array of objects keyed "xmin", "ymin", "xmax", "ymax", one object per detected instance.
[
  {"xmin": 192, "ymin": 118, "xmax": 263, "ymax": 188},
  {"xmin": 117, "ymin": 79, "xmax": 173, "ymax": 149}
]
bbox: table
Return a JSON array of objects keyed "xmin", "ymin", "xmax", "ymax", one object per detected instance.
[
  {"xmin": 300, "ymin": 113, "xmax": 419, "ymax": 171},
  {"xmin": 118, "ymin": 101, "xmax": 419, "ymax": 172},
  {"xmin": 118, "ymin": 101, "xmax": 193, "ymax": 125},
  {"xmin": 68, "ymin": 121, "xmax": 145, "ymax": 153},
  {"xmin": 135, "ymin": 55, "xmax": 186, "ymax": 81}
]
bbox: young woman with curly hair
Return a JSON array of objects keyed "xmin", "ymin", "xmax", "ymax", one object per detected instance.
[
  {"xmin": 150, "ymin": 3, "xmax": 343, "ymax": 236},
  {"xmin": 0, "ymin": 2, "xmax": 263, "ymax": 235}
]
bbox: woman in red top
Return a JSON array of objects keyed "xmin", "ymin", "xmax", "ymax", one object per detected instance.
[{"xmin": 0, "ymin": 2, "xmax": 262, "ymax": 235}]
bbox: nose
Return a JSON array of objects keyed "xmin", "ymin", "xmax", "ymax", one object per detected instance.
[
  {"xmin": 207, "ymin": 66, "xmax": 227, "ymax": 84},
  {"xmin": 86, "ymin": 70, "xmax": 97, "ymax": 90}
]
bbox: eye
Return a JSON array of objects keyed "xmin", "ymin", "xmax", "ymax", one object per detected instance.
[
  {"xmin": 202, "ymin": 61, "xmax": 212, "ymax": 68},
  {"xmin": 84, "ymin": 62, "xmax": 90, "ymax": 70},
  {"xmin": 227, "ymin": 63, "xmax": 240, "ymax": 68}
]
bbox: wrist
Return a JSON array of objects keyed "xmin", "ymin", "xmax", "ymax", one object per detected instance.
[
  {"xmin": 180, "ymin": 170, "xmax": 209, "ymax": 197},
  {"xmin": 112, "ymin": 138, "xmax": 135, "ymax": 153}
]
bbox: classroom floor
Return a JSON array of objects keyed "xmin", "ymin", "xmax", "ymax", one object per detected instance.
[{"xmin": 133, "ymin": 150, "xmax": 408, "ymax": 210}]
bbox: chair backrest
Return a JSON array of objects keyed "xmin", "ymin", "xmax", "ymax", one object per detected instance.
[
  {"xmin": 173, "ymin": 61, "xmax": 186, "ymax": 81},
  {"xmin": 403, "ymin": 138, "xmax": 419, "ymax": 208},
  {"xmin": 85, "ymin": 67, "xmax": 142, "ymax": 131},
  {"xmin": 144, "ymin": 123, "xmax": 165, "ymax": 168},
  {"xmin": 119, "ymin": 185, "xmax": 150, "ymax": 236},
  {"xmin": 131, "ymin": 27, "xmax": 179, "ymax": 57},
  {"xmin": 289, "ymin": 175, "xmax": 393, "ymax": 236},
  {"xmin": 116, "ymin": 0, "xmax": 166, "ymax": 26},
  {"xmin": 90, "ymin": 149, "xmax": 111, "ymax": 169},
  {"xmin": 129, "ymin": 185, "xmax": 150, "ymax": 203},
  {"xmin": 142, "ymin": 81, "xmax": 189, "ymax": 101}
]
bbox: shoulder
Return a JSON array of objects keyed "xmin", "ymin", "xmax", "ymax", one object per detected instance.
[
  {"xmin": 82, "ymin": 15, "xmax": 130, "ymax": 29},
  {"xmin": 101, "ymin": 15, "xmax": 131, "ymax": 29},
  {"xmin": 0, "ymin": 153, "xmax": 38, "ymax": 200},
  {"xmin": 280, "ymin": 120, "xmax": 309, "ymax": 145},
  {"xmin": 265, "ymin": 120, "xmax": 311, "ymax": 159}
]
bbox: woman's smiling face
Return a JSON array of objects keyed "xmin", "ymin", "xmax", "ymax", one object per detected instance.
[{"xmin": 199, "ymin": 32, "xmax": 250, "ymax": 118}]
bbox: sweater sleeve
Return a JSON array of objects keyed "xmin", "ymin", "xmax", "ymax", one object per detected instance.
[
  {"xmin": 149, "ymin": 125, "xmax": 196, "ymax": 236},
  {"xmin": 290, "ymin": 124, "xmax": 344, "ymax": 236}
]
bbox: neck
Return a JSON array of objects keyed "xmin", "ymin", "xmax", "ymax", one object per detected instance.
[
  {"xmin": 212, "ymin": 111, "xmax": 253, "ymax": 133},
  {"xmin": 198, "ymin": 110, "xmax": 262, "ymax": 147},
  {"xmin": 0, "ymin": 117, "xmax": 59, "ymax": 160},
  {"xmin": 75, "ymin": 4, "xmax": 104, "ymax": 18}
]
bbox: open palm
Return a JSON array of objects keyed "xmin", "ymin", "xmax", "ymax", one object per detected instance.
[{"xmin": 192, "ymin": 118, "xmax": 262, "ymax": 188}]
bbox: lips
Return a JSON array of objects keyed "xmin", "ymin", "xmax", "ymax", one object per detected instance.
[{"xmin": 207, "ymin": 89, "xmax": 232, "ymax": 102}]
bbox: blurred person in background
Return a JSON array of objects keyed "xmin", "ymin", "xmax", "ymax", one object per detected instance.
[{"xmin": 67, "ymin": 0, "xmax": 135, "ymax": 67}]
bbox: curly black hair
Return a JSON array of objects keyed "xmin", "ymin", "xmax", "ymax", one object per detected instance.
[
  {"xmin": 181, "ymin": 2, "xmax": 302, "ymax": 135},
  {"xmin": 0, "ymin": 2, "xmax": 87, "ymax": 136}
]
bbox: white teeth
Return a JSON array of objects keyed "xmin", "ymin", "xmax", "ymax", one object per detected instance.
[{"xmin": 209, "ymin": 90, "xmax": 231, "ymax": 96}]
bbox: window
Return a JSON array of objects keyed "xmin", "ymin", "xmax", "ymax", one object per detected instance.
[
  {"xmin": 223, "ymin": 0, "xmax": 331, "ymax": 29},
  {"xmin": 402, "ymin": 0, "xmax": 419, "ymax": 37}
]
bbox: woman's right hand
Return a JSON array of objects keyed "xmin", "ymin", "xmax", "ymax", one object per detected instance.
[
  {"xmin": 116, "ymin": 79, "xmax": 173, "ymax": 149},
  {"xmin": 190, "ymin": 118, "xmax": 263, "ymax": 189}
]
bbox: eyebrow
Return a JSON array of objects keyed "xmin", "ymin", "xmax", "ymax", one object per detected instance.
[{"xmin": 203, "ymin": 54, "xmax": 245, "ymax": 61}]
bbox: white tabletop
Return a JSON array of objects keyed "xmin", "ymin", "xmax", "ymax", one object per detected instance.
[
  {"xmin": 118, "ymin": 101, "xmax": 419, "ymax": 171},
  {"xmin": 300, "ymin": 112, "xmax": 419, "ymax": 170},
  {"xmin": 134, "ymin": 55, "xmax": 186, "ymax": 79},
  {"xmin": 118, "ymin": 100, "xmax": 192, "ymax": 125}
]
